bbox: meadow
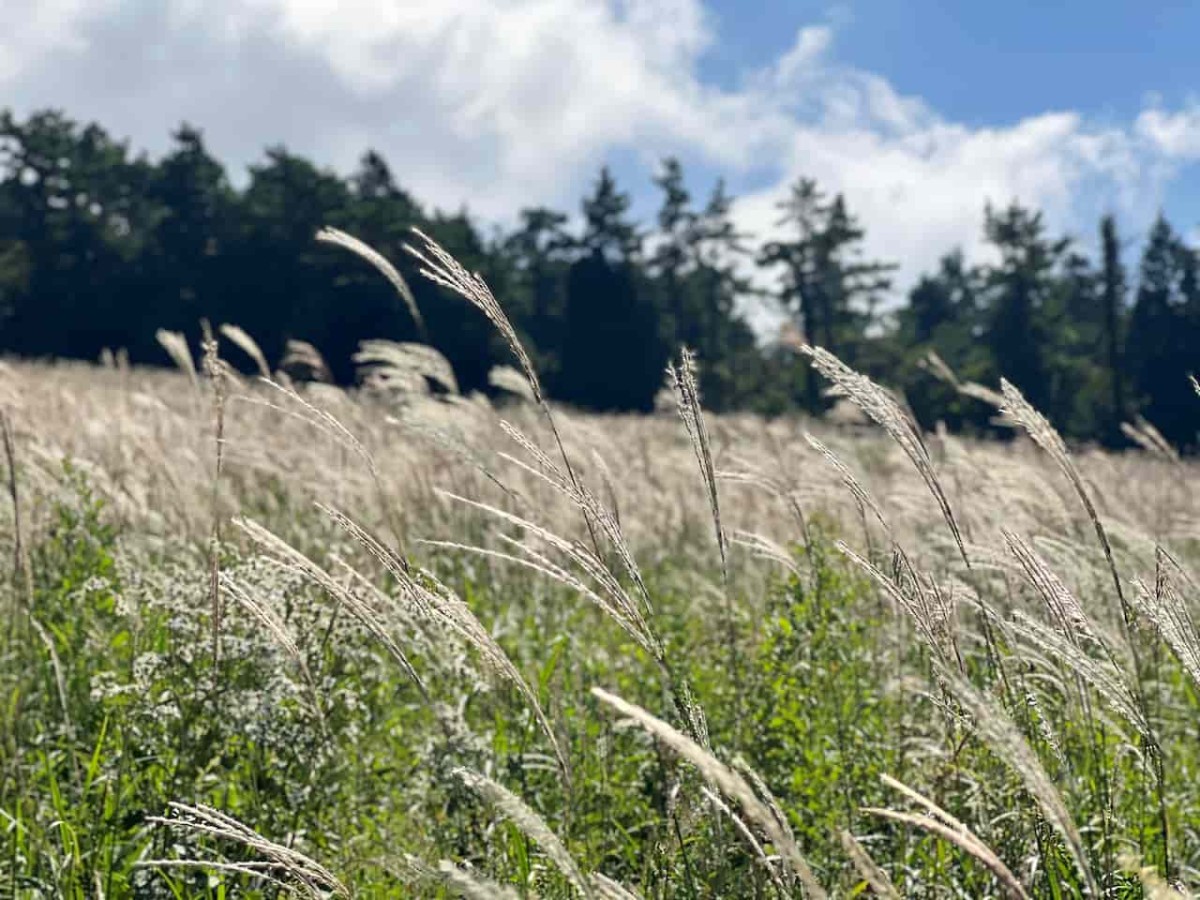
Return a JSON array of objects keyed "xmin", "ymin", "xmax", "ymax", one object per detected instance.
[{"xmin": 2, "ymin": 231, "xmax": 1199, "ymax": 898}]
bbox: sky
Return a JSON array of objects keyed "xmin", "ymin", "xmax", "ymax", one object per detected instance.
[{"xmin": 4, "ymin": 0, "xmax": 1200, "ymax": 304}]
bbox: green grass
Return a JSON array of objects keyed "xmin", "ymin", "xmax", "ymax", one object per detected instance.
[{"xmin": 3, "ymin": 455, "xmax": 1199, "ymax": 898}]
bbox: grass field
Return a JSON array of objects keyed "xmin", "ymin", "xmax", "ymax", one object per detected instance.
[{"xmin": 2, "ymin": 235, "xmax": 1199, "ymax": 898}]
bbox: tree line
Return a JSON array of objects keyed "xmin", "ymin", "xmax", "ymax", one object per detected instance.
[{"xmin": 1, "ymin": 108, "xmax": 1197, "ymax": 448}]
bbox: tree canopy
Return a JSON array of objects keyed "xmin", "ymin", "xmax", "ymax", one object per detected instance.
[{"xmin": 1, "ymin": 108, "xmax": 1198, "ymax": 448}]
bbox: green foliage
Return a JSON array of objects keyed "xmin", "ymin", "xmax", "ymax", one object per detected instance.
[
  {"xmin": 747, "ymin": 538, "xmax": 905, "ymax": 870},
  {"xmin": 6, "ymin": 426, "xmax": 1200, "ymax": 897},
  {"xmin": 1127, "ymin": 215, "xmax": 1200, "ymax": 449},
  {"xmin": 1, "ymin": 466, "xmax": 424, "ymax": 896}
]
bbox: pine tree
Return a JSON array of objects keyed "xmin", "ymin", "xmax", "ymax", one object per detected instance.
[
  {"xmin": 148, "ymin": 124, "xmax": 237, "ymax": 348},
  {"xmin": 1099, "ymin": 215, "xmax": 1127, "ymax": 443},
  {"xmin": 982, "ymin": 201, "xmax": 1069, "ymax": 412},
  {"xmin": 760, "ymin": 178, "xmax": 893, "ymax": 410},
  {"xmin": 503, "ymin": 206, "xmax": 572, "ymax": 384},
  {"xmin": 1127, "ymin": 215, "xmax": 1199, "ymax": 447},
  {"xmin": 650, "ymin": 157, "xmax": 694, "ymax": 349},
  {"xmin": 560, "ymin": 167, "xmax": 663, "ymax": 411},
  {"xmin": 685, "ymin": 179, "xmax": 761, "ymax": 410}
]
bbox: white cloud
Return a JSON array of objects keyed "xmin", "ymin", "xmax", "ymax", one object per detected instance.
[
  {"xmin": 727, "ymin": 30, "xmax": 1174, "ymax": 295},
  {"xmin": 772, "ymin": 25, "xmax": 833, "ymax": 87},
  {"xmin": 0, "ymin": 0, "xmax": 119, "ymax": 83},
  {"xmin": 0, "ymin": 0, "xmax": 1194, "ymax": 300},
  {"xmin": 1136, "ymin": 103, "xmax": 1200, "ymax": 160}
]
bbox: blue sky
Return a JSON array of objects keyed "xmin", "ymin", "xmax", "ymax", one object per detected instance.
[
  {"xmin": 706, "ymin": 1, "xmax": 1198, "ymax": 123},
  {"xmin": 703, "ymin": 0, "xmax": 1200, "ymax": 243},
  {"xmin": 3, "ymin": 0, "xmax": 1200, "ymax": 301}
]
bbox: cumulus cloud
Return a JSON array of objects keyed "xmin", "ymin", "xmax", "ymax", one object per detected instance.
[
  {"xmin": 1136, "ymin": 103, "xmax": 1200, "ymax": 160},
  {"xmin": 1, "ymin": 0, "xmax": 791, "ymax": 215},
  {"xmin": 0, "ymin": 0, "xmax": 116, "ymax": 83},
  {"xmin": 0, "ymin": 0, "xmax": 1194, "ymax": 297},
  {"xmin": 729, "ymin": 26, "xmax": 1178, "ymax": 292}
]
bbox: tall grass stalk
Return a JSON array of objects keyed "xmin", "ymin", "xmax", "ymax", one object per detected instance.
[{"xmin": 591, "ymin": 687, "xmax": 826, "ymax": 898}]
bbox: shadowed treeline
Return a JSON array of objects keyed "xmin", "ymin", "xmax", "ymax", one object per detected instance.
[{"xmin": 1, "ymin": 108, "xmax": 1198, "ymax": 447}]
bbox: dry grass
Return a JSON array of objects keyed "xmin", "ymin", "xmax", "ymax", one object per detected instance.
[{"xmin": 4, "ymin": 238, "xmax": 1200, "ymax": 897}]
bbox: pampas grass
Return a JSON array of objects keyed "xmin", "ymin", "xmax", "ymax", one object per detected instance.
[
  {"xmin": 281, "ymin": 338, "xmax": 333, "ymax": 383},
  {"xmin": 839, "ymin": 830, "xmax": 900, "ymax": 899},
  {"xmin": 668, "ymin": 347, "xmax": 727, "ymax": 581},
  {"xmin": 144, "ymin": 802, "xmax": 350, "ymax": 898},
  {"xmin": 454, "ymin": 768, "xmax": 592, "ymax": 898},
  {"xmin": 800, "ymin": 344, "xmax": 968, "ymax": 565},
  {"xmin": 219, "ymin": 323, "xmax": 271, "ymax": 379},
  {"xmin": 316, "ymin": 226, "xmax": 425, "ymax": 337},
  {"xmin": 591, "ymin": 687, "xmax": 826, "ymax": 898},
  {"xmin": 155, "ymin": 328, "xmax": 197, "ymax": 388},
  {"xmin": 354, "ymin": 339, "xmax": 459, "ymax": 395},
  {"xmin": 942, "ymin": 672, "xmax": 1100, "ymax": 896},
  {"xmin": 12, "ymin": 229, "xmax": 1200, "ymax": 898}
]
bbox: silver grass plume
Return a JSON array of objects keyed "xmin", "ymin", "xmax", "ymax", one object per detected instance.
[
  {"xmin": 403, "ymin": 226, "xmax": 607, "ymax": 562},
  {"xmin": 318, "ymin": 503, "xmax": 569, "ymax": 778},
  {"xmin": 591, "ymin": 687, "xmax": 826, "ymax": 898},
  {"xmin": 1008, "ymin": 611, "xmax": 1150, "ymax": 742},
  {"xmin": 918, "ymin": 349, "xmax": 959, "ymax": 388},
  {"xmin": 837, "ymin": 542, "xmax": 958, "ymax": 667},
  {"xmin": 800, "ymin": 345, "xmax": 968, "ymax": 565},
  {"xmin": 255, "ymin": 379, "xmax": 380, "ymax": 484},
  {"xmin": 431, "ymin": 862, "xmax": 521, "ymax": 900},
  {"xmin": 219, "ymin": 323, "xmax": 271, "ymax": 379},
  {"xmin": 1000, "ymin": 382, "xmax": 1175, "ymax": 873},
  {"xmin": 247, "ymin": 374, "xmax": 410, "ymax": 558},
  {"xmin": 734, "ymin": 756, "xmax": 802, "ymax": 890},
  {"xmin": 730, "ymin": 531, "xmax": 803, "ymax": 577},
  {"xmin": 488, "ymin": 365, "xmax": 536, "ymax": 402},
  {"xmin": 155, "ymin": 328, "xmax": 198, "ymax": 389},
  {"xmin": 588, "ymin": 872, "xmax": 645, "ymax": 900},
  {"xmin": 701, "ymin": 786, "xmax": 788, "ymax": 894},
  {"xmin": 942, "ymin": 672, "xmax": 1099, "ymax": 895},
  {"xmin": 667, "ymin": 347, "xmax": 728, "ymax": 581},
  {"xmin": 920, "ymin": 350, "xmax": 1012, "ymax": 420},
  {"xmin": 838, "ymin": 831, "xmax": 901, "ymax": 899},
  {"xmin": 405, "ymin": 228, "xmax": 540, "ymax": 403},
  {"xmin": 316, "ymin": 226, "xmax": 425, "ymax": 336},
  {"xmin": 1120, "ymin": 416, "xmax": 1181, "ymax": 464},
  {"xmin": 220, "ymin": 573, "xmax": 331, "ymax": 733},
  {"xmin": 1002, "ymin": 533, "xmax": 1149, "ymax": 744},
  {"xmin": 718, "ymin": 457, "xmax": 811, "ymax": 540},
  {"xmin": 1002, "ymin": 530, "xmax": 1108, "ymax": 652},
  {"xmin": 454, "ymin": 768, "xmax": 592, "ymax": 899},
  {"xmin": 144, "ymin": 802, "xmax": 349, "ymax": 898},
  {"xmin": 733, "ymin": 756, "xmax": 795, "ymax": 855},
  {"xmin": 201, "ymin": 326, "xmax": 228, "ymax": 664},
  {"xmin": 353, "ymin": 339, "xmax": 459, "ymax": 395},
  {"xmin": 1134, "ymin": 550, "xmax": 1200, "ymax": 692},
  {"xmin": 1118, "ymin": 853, "xmax": 1190, "ymax": 899},
  {"xmin": 804, "ymin": 433, "xmax": 890, "ymax": 534},
  {"xmin": 220, "ymin": 574, "xmax": 303, "ymax": 670},
  {"xmin": 234, "ymin": 517, "xmax": 425, "ymax": 695},
  {"xmin": 402, "ymin": 855, "xmax": 521, "ymax": 900},
  {"xmin": 280, "ymin": 339, "xmax": 332, "ymax": 383},
  {"xmin": 999, "ymin": 379, "xmax": 1134, "ymax": 632},
  {"xmin": 860, "ymin": 804, "xmax": 1027, "ymax": 899},
  {"xmin": 427, "ymin": 492, "xmax": 659, "ymax": 658},
  {"xmin": 495, "ymin": 420, "xmax": 652, "ymax": 614},
  {"xmin": 389, "ymin": 412, "xmax": 523, "ymax": 504},
  {"xmin": 589, "ymin": 447, "xmax": 622, "ymax": 530}
]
